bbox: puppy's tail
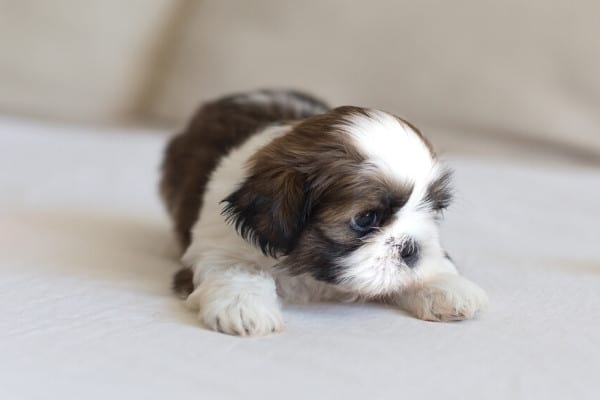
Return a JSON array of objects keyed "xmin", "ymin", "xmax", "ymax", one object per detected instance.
[{"xmin": 172, "ymin": 267, "xmax": 194, "ymax": 298}]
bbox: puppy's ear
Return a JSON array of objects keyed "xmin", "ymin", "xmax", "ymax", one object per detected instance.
[{"xmin": 221, "ymin": 138, "xmax": 310, "ymax": 257}]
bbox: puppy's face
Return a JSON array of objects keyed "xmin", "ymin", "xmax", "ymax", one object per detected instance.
[{"xmin": 223, "ymin": 106, "xmax": 452, "ymax": 297}]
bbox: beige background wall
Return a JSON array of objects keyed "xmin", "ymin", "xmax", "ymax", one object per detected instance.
[
  {"xmin": 0, "ymin": 0, "xmax": 177, "ymax": 122},
  {"xmin": 1, "ymin": 0, "xmax": 599, "ymax": 161}
]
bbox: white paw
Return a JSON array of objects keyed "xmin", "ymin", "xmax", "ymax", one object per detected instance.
[
  {"xmin": 200, "ymin": 295, "xmax": 284, "ymax": 336},
  {"xmin": 399, "ymin": 273, "xmax": 488, "ymax": 322},
  {"xmin": 186, "ymin": 278, "xmax": 284, "ymax": 336}
]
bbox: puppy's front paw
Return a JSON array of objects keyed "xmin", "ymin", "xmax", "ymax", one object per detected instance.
[
  {"xmin": 399, "ymin": 274, "xmax": 488, "ymax": 322},
  {"xmin": 187, "ymin": 285, "xmax": 284, "ymax": 336}
]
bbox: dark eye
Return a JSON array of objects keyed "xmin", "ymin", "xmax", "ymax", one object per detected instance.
[{"xmin": 351, "ymin": 210, "xmax": 379, "ymax": 233}]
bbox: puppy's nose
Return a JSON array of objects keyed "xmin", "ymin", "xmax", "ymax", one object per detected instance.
[{"xmin": 399, "ymin": 238, "xmax": 420, "ymax": 268}]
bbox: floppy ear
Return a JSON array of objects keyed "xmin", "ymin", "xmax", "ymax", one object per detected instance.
[{"xmin": 221, "ymin": 144, "xmax": 310, "ymax": 257}]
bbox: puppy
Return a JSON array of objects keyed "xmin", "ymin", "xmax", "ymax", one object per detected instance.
[{"xmin": 161, "ymin": 90, "xmax": 488, "ymax": 336}]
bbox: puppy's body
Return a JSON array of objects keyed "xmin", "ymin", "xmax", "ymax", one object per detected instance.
[{"xmin": 161, "ymin": 90, "xmax": 487, "ymax": 335}]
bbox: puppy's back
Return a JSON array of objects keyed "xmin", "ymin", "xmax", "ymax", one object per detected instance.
[{"xmin": 160, "ymin": 90, "xmax": 329, "ymax": 249}]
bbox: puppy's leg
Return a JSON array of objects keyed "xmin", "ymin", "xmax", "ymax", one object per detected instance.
[
  {"xmin": 393, "ymin": 256, "xmax": 488, "ymax": 322},
  {"xmin": 186, "ymin": 262, "xmax": 284, "ymax": 336}
]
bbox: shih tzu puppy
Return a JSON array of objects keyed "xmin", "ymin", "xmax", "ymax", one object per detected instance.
[{"xmin": 161, "ymin": 89, "xmax": 488, "ymax": 336}]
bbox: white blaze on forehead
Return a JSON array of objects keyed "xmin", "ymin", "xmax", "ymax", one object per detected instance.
[{"xmin": 342, "ymin": 110, "xmax": 436, "ymax": 183}]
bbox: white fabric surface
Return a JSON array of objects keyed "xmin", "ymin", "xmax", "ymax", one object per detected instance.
[{"xmin": 1, "ymin": 117, "xmax": 599, "ymax": 399}]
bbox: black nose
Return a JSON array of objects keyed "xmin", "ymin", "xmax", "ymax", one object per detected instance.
[{"xmin": 399, "ymin": 239, "xmax": 420, "ymax": 268}]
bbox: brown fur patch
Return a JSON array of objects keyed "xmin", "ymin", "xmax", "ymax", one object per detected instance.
[
  {"xmin": 222, "ymin": 106, "xmax": 369, "ymax": 256},
  {"xmin": 160, "ymin": 90, "xmax": 329, "ymax": 249}
]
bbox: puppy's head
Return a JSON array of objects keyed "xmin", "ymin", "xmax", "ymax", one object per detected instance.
[{"xmin": 222, "ymin": 106, "xmax": 453, "ymax": 297}]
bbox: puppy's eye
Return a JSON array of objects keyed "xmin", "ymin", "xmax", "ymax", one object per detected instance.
[{"xmin": 351, "ymin": 210, "xmax": 379, "ymax": 233}]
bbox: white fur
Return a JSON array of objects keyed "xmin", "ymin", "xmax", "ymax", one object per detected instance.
[
  {"xmin": 186, "ymin": 267, "xmax": 284, "ymax": 335},
  {"xmin": 336, "ymin": 205, "xmax": 448, "ymax": 296},
  {"xmin": 394, "ymin": 273, "xmax": 489, "ymax": 321},
  {"xmin": 343, "ymin": 110, "xmax": 435, "ymax": 182},
  {"xmin": 182, "ymin": 113, "xmax": 487, "ymax": 336}
]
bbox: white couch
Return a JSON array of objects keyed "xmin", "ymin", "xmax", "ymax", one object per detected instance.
[{"xmin": 1, "ymin": 116, "xmax": 598, "ymax": 399}]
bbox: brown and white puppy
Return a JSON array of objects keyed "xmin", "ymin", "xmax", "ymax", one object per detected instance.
[{"xmin": 161, "ymin": 90, "xmax": 487, "ymax": 336}]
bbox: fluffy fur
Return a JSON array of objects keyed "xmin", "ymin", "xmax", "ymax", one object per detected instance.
[{"xmin": 161, "ymin": 90, "xmax": 488, "ymax": 336}]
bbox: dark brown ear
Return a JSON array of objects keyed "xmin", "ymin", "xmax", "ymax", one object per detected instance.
[{"xmin": 221, "ymin": 144, "xmax": 310, "ymax": 257}]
